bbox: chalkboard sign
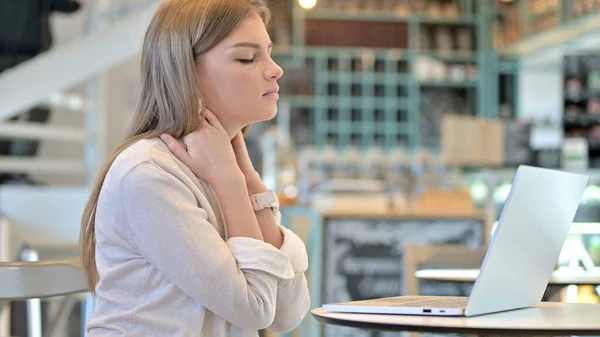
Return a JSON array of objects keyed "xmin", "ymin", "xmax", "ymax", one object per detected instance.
[{"xmin": 323, "ymin": 217, "xmax": 484, "ymax": 337}]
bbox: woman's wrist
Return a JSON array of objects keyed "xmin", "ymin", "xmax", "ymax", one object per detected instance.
[
  {"xmin": 246, "ymin": 174, "xmax": 268, "ymax": 196},
  {"xmin": 211, "ymin": 169, "xmax": 246, "ymax": 194}
]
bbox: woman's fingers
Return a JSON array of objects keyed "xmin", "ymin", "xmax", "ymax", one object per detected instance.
[
  {"xmin": 160, "ymin": 134, "xmax": 191, "ymax": 164},
  {"xmin": 202, "ymin": 108, "xmax": 223, "ymax": 129}
]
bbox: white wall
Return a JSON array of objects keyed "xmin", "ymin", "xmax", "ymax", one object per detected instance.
[{"xmin": 518, "ymin": 64, "xmax": 563, "ymax": 121}]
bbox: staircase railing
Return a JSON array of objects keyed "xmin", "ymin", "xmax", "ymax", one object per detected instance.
[
  {"xmin": 0, "ymin": 1, "xmax": 158, "ymax": 122},
  {"xmin": 0, "ymin": 0, "xmax": 159, "ymax": 183}
]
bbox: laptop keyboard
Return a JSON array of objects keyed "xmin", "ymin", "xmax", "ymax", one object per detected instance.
[{"xmin": 375, "ymin": 296, "xmax": 469, "ymax": 308}]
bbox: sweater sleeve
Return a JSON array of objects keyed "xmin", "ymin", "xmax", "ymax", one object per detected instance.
[
  {"xmin": 119, "ymin": 162, "xmax": 294, "ymax": 330},
  {"xmin": 267, "ymin": 209, "xmax": 311, "ymax": 333}
]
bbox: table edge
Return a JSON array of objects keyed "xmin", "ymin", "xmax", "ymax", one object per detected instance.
[{"xmin": 311, "ymin": 311, "xmax": 600, "ymax": 335}]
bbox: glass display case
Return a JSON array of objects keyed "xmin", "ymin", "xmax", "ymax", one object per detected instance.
[{"xmin": 465, "ymin": 168, "xmax": 600, "ymax": 267}]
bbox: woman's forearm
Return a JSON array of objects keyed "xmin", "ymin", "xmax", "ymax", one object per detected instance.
[
  {"xmin": 246, "ymin": 176, "xmax": 284, "ymax": 249},
  {"xmin": 212, "ymin": 171, "xmax": 264, "ymax": 241}
]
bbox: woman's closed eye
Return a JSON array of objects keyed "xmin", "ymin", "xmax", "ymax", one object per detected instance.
[{"xmin": 236, "ymin": 58, "xmax": 255, "ymax": 64}]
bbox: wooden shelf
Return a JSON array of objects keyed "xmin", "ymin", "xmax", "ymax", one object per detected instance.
[
  {"xmin": 303, "ymin": 9, "xmax": 477, "ymax": 24},
  {"xmin": 418, "ymin": 80, "xmax": 478, "ymax": 88}
]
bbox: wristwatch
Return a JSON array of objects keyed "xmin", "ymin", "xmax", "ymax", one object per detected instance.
[{"xmin": 250, "ymin": 190, "xmax": 279, "ymax": 212}]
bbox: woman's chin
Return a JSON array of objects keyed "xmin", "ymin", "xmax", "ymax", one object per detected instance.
[
  {"xmin": 244, "ymin": 104, "xmax": 278, "ymax": 124},
  {"xmin": 261, "ymin": 106, "xmax": 278, "ymax": 121}
]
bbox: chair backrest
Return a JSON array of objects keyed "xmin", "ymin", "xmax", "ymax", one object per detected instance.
[
  {"xmin": 403, "ymin": 244, "xmax": 487, "ymax": 295},
  {"xmin": 0, "ymin": 187, "xmax": 89, "ymax": 299},
  {"xmin": 0, "ymin": 257, "xmax": 88, "ymax": 300}
]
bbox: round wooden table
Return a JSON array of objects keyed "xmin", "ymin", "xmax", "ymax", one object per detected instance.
[{"xmin": 312, "ymin": 302, "xmax": 600, "ymax": 336}]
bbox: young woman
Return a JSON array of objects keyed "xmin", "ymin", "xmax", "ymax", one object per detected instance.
[{"xmin": 79, "ymin": 0, "xmax": 310, "ymax": 335}]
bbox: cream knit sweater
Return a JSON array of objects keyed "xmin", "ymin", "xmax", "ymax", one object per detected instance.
[{"xmin": 86, "ymin": 138, "xmax": 310, "ymax": 336}]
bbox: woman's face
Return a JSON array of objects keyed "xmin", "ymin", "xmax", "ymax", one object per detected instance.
[{"xmin": 196, "ymin": 12, "xmax": 283, "ymax": 138}]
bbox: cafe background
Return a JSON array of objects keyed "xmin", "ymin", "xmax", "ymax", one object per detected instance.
[{"xmin": 1, "ymin": 0, "xmax": 600, "ymax": 337}]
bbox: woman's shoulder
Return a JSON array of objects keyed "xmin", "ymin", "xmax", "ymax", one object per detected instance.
[
  {"xmin": 108, "ymin": 138, "xmax": 191, "ymax": 185},
  {"xmin": 98, "ymin": 138, "xmax": 214, "ymax": 216}
]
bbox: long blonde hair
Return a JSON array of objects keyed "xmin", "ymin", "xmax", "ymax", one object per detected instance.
[{"xmin": 80, "ymin": 0, "xmax": 270, "ymax": 292}]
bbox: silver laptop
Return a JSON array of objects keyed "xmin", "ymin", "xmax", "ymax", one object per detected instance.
[{"xmin": 323, "ymin": 165, "xmax": 588, "ymax": 317}]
